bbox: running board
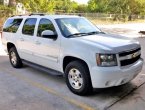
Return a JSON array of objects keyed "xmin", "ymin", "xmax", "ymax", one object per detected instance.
[{"xmin": 22, "ymin": 60, "xmax": 63, "ymax": 76}]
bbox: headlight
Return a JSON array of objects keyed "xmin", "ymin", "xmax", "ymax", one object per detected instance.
[{"xmin": 96, "ymin": 54, "xmax": 117, "ymax": 67}]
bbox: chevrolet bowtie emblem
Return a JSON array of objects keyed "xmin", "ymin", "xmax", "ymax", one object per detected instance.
[{"xmin": 132, "ymin": 53, "xmax": 137, "ymax": 58}]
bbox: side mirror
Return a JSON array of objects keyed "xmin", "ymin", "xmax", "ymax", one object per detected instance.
[{"xmin": 41, "ymin": 30, "xmax": 57, "ymax": 40}]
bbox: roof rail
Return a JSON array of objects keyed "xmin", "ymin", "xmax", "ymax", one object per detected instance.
[
  {"xmin": 10, "ymin": 13, "xmax": 46, "ymax": 17},
  {"xmin": 29, "ymin": 13, "xmax": 45, "ymax": 16},
  {"xmin": 11, "ymin": 14, "xmax": 29, "ymax": 17}
]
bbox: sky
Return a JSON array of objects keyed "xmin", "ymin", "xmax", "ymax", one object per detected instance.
[{"xmin": 72, "ymin": 0, "xmax": 89, "ymax": 4}]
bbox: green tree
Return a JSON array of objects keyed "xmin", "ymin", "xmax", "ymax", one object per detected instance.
[
  {"xmin": 135, "ymin": 0, "xmax": 145, "ymax": 15},
  {"xmin": 22, "ymin": 0, "xmax": 55, "ymax": 13},
  {"xmin": 71, "ymin": 1, "xmax": 78, "ymax": 12},
  {"xmin": 55, "ymin": 0, "xmax": 74, "ymax": 13},
  {"xmin": 18, "ymin": 0, "xmax": 79, "ymax": 13},
  {"xmin": 88, "ymin": 0, "xmax": 109, "ymax": 13},
  {"xmin": 87, "ymin": 0, "xmax": 145, "ymax": 21},
  {"xmin": 107, "ymin": 0, "xmax": 145, "ymax": 21},
  {"xmin": 76, "ymin": 4, "xmax": 87, "ymax": 13}
]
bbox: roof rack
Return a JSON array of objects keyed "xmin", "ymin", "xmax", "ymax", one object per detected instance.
[
  {"xmin": 10, "ymin": 13, "xmax": 47, "ymax": 17},
  {"xmin": 29, "ymin": 13, "xmax": 45, "ymax": 16}
]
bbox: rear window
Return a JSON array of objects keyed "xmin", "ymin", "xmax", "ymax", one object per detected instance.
[{"xmin": 3, "ymin": 18, "xmax": 23, "ymax": 33}]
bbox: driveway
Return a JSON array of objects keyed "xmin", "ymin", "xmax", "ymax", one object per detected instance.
[{"xmin": 98, "ymin": 23, "xmax": 145, "ymax": 38}]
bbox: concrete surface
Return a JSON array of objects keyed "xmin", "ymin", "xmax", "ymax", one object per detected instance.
[
  {"xmin": 110, "ymin": 83, "xmax": 145, "ymax": 110},
  {"xmin": 0, "ymin": 37, "xmax": 7, "ymax": 56},
  {"xmin": 1, "ymin": 55, "xmax": 144, "ymax": 110},
  {"xmin": 0, "ymin": 24, "xmax": 145, "ymax": 110},
  {"xmin": 98, "ymin": 23, "xmax": 145, "ymax": 38},
  {"xmin": 108, "ymin": 38, "xmax": 145, "ymax": 110}
]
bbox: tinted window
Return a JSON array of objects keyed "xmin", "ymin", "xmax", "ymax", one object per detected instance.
[
  {"xmin": 37, "ymin": 18, "xmax": 56, "ymax": 37},
  {"xmin": 22, "ymin": 18, "xmax": 37, "ymax": 36},
  {"xmin": 3, "ymin": 19, "xmax": 23, "ymax": 33}
]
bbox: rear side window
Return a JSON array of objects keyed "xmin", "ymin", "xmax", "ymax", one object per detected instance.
[
  {"xmin": 22, "ymin": 18, "xmax": 37, "ymax": 36},
  {"xmin": 3, "ymin": 18, "xmax": 23, "ymax": 33}
]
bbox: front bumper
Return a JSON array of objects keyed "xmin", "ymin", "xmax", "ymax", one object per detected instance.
[{"xmin": 90, "ymin": 58, "xmax": 144, "ymax": 88}]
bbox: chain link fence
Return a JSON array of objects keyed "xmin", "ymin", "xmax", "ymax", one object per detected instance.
[{"xmin": 60, "ymin": 13, "xmax": 145, "ymax": 24}]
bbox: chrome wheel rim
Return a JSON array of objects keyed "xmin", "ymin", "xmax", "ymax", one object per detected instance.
[
  {"xmin": 10, "ymin": 51, "xmax": 17, "ymax": 65},
  {"xmin": 68, "ymin": 68, "xmax": 83, "ymax": 90}
]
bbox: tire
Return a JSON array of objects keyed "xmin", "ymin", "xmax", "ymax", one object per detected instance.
[
  {"xmin": 65, "ymin": 60, "xmax": 92, "ymax": 95},
  {"xmin": 9, "ymin": 47, "xmax": 23, "ymax": 68}
]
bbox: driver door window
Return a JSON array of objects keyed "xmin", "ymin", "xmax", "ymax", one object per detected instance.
[{"xmin": 37, "ymin": 18, "xmax": 56, "ymax": 37}]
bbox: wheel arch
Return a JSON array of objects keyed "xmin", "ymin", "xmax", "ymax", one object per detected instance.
[
  {"xmin": 63, "ymin": 56, "xmax": 90, "ymax": 73},
  {"xmin": 7, "ymin": 42, "xmax": 16, "ymax": 52}
]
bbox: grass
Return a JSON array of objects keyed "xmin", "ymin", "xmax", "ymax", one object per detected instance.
[{"xmin": 89, "ymin": 19, "xmax": 145, "ymax": 25}]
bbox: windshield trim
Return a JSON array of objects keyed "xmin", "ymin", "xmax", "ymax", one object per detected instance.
[{"xmin": 55, "ymin": 18, "xmax": 67, "ymax": 37}]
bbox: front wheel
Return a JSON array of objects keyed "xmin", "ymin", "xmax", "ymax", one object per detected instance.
[
  {"xmin": 65, "ymin": 61, "xmax": 92, "ymax": 95},
  {"xmin": 9, "ymin": 47, "xmax": 23, "ymax": 68}
]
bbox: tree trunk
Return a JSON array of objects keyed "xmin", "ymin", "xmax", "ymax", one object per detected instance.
[{"xmin": 9, "ymin": 0, "xmax": 16, "ymax": 7}]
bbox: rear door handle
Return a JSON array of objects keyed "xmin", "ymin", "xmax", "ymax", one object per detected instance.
[
  {"xmin": 35, "ymin": 41, "xmax": 41, "ymax": 45},
  {"xmin": 20, "ymin": 38, "xmax": 24, "ymax": 41}
]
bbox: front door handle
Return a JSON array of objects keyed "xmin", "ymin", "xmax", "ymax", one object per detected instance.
[{"xmin": 35, "ymin": 41, "xmax": 41, "ymax": 45}]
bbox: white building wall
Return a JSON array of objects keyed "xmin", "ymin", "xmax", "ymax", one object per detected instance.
[
  {"xmin": 16, "ymin": 3, "xmax": 27, "ymax": 14},
  {"xmin": 4, "ymin": 0, "xmax": 9, "ymax": 6}
]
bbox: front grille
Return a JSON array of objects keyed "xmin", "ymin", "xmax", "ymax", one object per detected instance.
[
  {"xmin": 119, "ymin": 47, "xmax": 141, "ymax": 57},
  {"xmin": 119, "ymin": 47, "xmax": 141, "ymax": 66},
  {"xmin": 120, "ymin": 55, "xmax": 140, "ymax": 66}
]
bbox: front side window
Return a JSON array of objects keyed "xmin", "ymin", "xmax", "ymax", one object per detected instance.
[
  {"xmin": 3, "ymin": 18, "xmax": 23, "ymax": 33},
  {"xmin": 37, "ymin": 18, "xmax": 56, "ymax": 37},
  {"xmin": 22, "ymin": 18, "xmax": 37, "ymax": 36}
]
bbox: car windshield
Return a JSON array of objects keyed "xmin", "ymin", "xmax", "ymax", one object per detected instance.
[{"xmin": 55, "ymin": 17, "xmax": 102, "ymax": 38}]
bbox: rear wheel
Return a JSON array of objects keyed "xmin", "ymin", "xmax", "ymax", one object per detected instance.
[
  {"xmin": 9, "ymin": 47, "xmax": 23, "ymax": 68},
  {"xmin": 65, "ymin": 61, "xmax": 92, "ymax": 95}
]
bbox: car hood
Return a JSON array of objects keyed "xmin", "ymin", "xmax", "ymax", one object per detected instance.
[{"xmin": 76, "ymin": 33, "xmax": 140, "ymax": 53}]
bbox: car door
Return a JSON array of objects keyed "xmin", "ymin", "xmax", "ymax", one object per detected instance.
[
  {"xmin": 17, "ymin": 18, "xmax": 37, "ymax": 62},
  {"xmin": 33, "ymin": 18, "xmax": 61, "ymax": 71}
]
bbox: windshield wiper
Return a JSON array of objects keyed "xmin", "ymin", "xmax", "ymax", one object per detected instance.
[
  {"xmin": 67, "ymin": 33, "xmax": 88, "ymax": 38},
  {"xmin": 87, "ymin": 31, "xmax": 102, "ymax": 35},
  {"xmin": 67, "ymin": 31, "xmax": 105, "ymax": 38}
]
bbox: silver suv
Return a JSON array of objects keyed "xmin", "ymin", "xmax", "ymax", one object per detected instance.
[{"xmin": 1, "ymin": 14, "xmax": 143, "ymax": 95}]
